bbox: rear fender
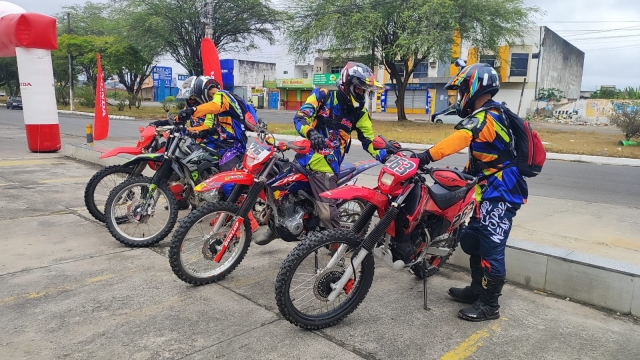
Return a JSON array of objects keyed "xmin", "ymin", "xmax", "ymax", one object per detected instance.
[
  {"xmin": 320, "ymin": 185, "xmax": 388, "ymax": 212},
  {"xmin": 193, "ymin": 170, "xmax": 255, "ymax": 193},
  {"xmin": 99, "ymin": 146, "xmax": 143, "ymax": 159}
]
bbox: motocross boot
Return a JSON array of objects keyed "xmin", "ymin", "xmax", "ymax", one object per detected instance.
[
  {"xmin": 458, "ymin": 272, "xmax": 505, "ymax": 322},
  {"xmin": 253, "ymin": 227, "xmax": 277, "ymax": 246},
  {"xmin": 448, "ymin": 255, "xmax": 482, "ymax": 304}
]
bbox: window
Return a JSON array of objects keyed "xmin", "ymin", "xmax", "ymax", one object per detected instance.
[
  {"xmin": 510, "ymin": 53, "xmax": 529, "ymax": 76},
  {"xmin": 479, "ymin": 55, "xmax": 496, "ymax": 68},
  {"xmin": 302, "ymin": 70, "xmax": 308, "ymax": 79},
  {"xmin": 330, "ymin": 66, "xmax": 342, "ymax": 74},
  {"xmin": 413, "ymin": 62, "xmax": 428, "ymax": 79}
]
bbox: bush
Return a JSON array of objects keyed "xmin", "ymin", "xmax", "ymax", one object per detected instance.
[
  {"xmin": 76, "ymin": 86, "xmax": 95, "ymax": 108},
  {"xmin": 114, "ymin": 92, "xmax": 128, "ymax": 111},
  {"xmin": 175, "ymin": 100, "xmax": 186, "ymax": 110},
  {"xmin": 609, "ymin": 102, "xmax": 640, "ymax": 141},
  {"xmin": 161, "ymin": 96, "xmax": 175, "ymax": 112}
]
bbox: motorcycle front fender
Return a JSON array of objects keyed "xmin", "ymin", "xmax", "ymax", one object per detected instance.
[
  {"xmin": 121, "ymin": 153, "xmax": 164, "ymax": 168},
  {"xmin": 193, "ymin": 170, "xmax": 255, "ymax": 193},
  {"xmin": 320, "ymin": 185, "xmax": 388, "ymax": 212},
  {"xmin": 99, "ymin": 146, "xmax": 143, "ymax": 159}
]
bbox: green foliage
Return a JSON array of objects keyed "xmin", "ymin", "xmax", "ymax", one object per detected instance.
[
  {"xmin": 591, "ymin": 87, "xmax": 640, "ymax": 100},
  {"xmin": 0, "ymin": 58, "xmax": 19, "ymax": 97},
  {"xmin": 610, "ymin": 102, "xmax": 640, "ymax": 141},
  {"xmin": 286, "ymin": 0, "xmax": 541, "ymax": 121},
  {"xmin": 538, "ymin": 88, "xmax": 563, "ymax": 102},
  {"xmin": 175, "ymin": 100, "xmax": 186, "ymax": 110},
  {"xmin": 76, "ymin": 86, "xmax": 95, "ymax": 108},
  {"xmin": 112, "ymin": 92, "xmax": 129, "ymax": 111},
  {"xmin": 120, "ymin": 0, "xmax": 285, "ymax": 75},
  {"xmin": 162, "ymin": 96, "xmax": 175, "ymax": 112}
]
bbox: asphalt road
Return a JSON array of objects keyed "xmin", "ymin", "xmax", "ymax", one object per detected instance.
[{"xmin": 2, "ymin": 107, "xmax": 639, "ymax": 208}]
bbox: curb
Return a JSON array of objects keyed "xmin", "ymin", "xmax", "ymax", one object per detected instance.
[
  {"xmin": 248, "ymin": 132, "xmax": 640, "ymax": 167},
  {"xmin": 63, "ymin": 141, "xmax": 640, "ymax": 317},
  {"xmin": 58, "ymin": 110, "xmax": 135, "ymax": 120}
]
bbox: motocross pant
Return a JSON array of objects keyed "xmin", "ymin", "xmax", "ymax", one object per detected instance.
[
  {"xmin": 308, "ymin": 170, "xmax": 340, "ymax": 229},
  {"xmin": 459, "ymin": 199, "xmax": 520, "ymax": 276}
]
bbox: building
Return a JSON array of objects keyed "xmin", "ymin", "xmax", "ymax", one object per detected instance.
[
  {"xmin": 220, "ymin": 59, "xmax": 276, "ymax": 109},
  {"xmin": 378, "ymin": 27, "xmax": 585, "ymax": 117}
]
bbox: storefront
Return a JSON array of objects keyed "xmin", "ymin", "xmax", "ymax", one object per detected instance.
[
  {"xmin": 381, "ymin": 83, "xmax": 450, "ymax": 115},
  {"xmin": 263, "ymin": 80, "xmax": 279, "ymax": 109},
  {"xmin": 276, "ymin": 78, "xmax": 313, "ymax": 110}
]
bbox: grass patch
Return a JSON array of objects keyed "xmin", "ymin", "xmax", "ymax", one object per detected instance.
[
  {"xmin": 266, "ymin": 120, "xmax": 640, "ymax": 159},
  {"xmin": 58, "ymin": 104, "xmax": 171, "ymax": 120}
]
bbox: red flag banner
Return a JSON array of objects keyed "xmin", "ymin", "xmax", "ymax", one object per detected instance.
[
  {"xmin": 201, "ymin": 38, "xmax": 223, "ymax": 89},
  {"xmin": 93, "ymin": 53, "xmax": 109, "ymax": 141}
]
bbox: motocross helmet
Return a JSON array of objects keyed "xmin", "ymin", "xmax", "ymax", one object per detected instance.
[
  {"xmin": 336, "ymin": 62, "xmax": 382, "ymax": 105},
  {"xmin": 177, "ymin": 76, "xmax": 220, "ymax": 105},
  {"xmin": 445, "ymin": 63, "xmax": 500, "ymax": 118}
]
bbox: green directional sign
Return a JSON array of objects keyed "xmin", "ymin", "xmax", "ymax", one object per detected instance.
[{"xmin": 313, "ymin": 73, "xmax": 338, "ymax": 86}]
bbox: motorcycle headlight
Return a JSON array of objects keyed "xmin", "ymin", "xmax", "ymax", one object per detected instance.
[{"xmin": 380, "ymin": 173, "xmax": 394, "ymax": 186}]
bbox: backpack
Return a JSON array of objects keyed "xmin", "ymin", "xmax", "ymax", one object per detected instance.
[
  {"xmin": 227, "ymin": 91, "xmax": 259, "ymax": 132},
  {"xmin": 497, "ymin": 102, "xmax": 546, "ymax": 178}
]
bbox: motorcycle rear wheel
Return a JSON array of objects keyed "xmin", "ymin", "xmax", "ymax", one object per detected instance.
[
  {"xmin": 84, "ymin": 165, "xmax": 137, "ymax": 223},
  {"xmin": 275, "ymin": 229, "xmax": 374, "ymax": 330}
]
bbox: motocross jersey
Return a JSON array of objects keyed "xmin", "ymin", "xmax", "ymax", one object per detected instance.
[
  {"xmin": 428, "ymin": 100, "xmax": 528, "ymax": 205},
  {"xmin": 192, "ymin": 90, "xmax": 248, "ymax": 153},
  {"xmin": 293, "ymin": 88, "xmax": 386, "ymax": 174}
]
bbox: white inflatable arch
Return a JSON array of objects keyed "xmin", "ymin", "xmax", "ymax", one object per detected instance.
[{"xmin": 0, "ymin": 1, "xmax": 60, "ymax": 152}]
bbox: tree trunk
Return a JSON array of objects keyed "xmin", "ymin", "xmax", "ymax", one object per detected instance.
[{"xmin": 396, "ymin": 84, "xmax": 407, "ymax": 121}]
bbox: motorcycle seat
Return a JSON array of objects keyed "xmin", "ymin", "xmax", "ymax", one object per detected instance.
[{"xmin": 427, "ymin": 183, "xmax": 470, "ymax": 210}]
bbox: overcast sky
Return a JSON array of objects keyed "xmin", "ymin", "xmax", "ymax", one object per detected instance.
[{"xmin": 7, "ymin": 0, "xmax": 640, "ymax": 90}]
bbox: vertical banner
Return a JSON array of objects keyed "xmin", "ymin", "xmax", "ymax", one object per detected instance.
[
  {"xmin": 201, "ymin": 38, "xmax": 223, "ymax": 89},
  {"xmin": 93, "ymin": 53, "xmax": 109, "ymax": 141}
]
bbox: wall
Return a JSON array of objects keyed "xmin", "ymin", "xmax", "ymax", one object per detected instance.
[
  {"xmin": 538, "ymin": 27, "xmax": 585, "ymax": 100},
  {"xmin": 293, "ymin": 65, "xmax": 313, "ymax": 79},
  {"xmin": 493, "ymin": 83, "xmax": 536, "ymax": 117},
  {"xmin": 234, "ymin": 60, "xmax": 276, "ymax": 87},
  {"xmin": 529, "ymin": 98, "xmax": 637, "ymax": 124}
]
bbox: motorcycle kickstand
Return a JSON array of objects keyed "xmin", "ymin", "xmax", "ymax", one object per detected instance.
[{"xmin": 422, "ymin": 259, "xmax": 430, "ymax": 311}]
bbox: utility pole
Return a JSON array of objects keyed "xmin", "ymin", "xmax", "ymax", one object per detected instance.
[
  {"xmin": 67, "ymin": 12, "xmax": 74, "ymax": 111},
  {"xmin": 368, "ymin": 40, "xmax": 376, "ymax": 114},
  {"xmin": 204, "ymin": 0, "xmax": 213, "ymax": 39}
]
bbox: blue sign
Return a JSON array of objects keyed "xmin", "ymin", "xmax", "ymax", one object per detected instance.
[
  {"xmin": 177, "ymin": 74, "xmax": 190, "ymax": 81},
  {"xmin": 153, "ymin": 80, "xmax": 159, "ymax": 87},
  {"xmin": 153, "ymin": 66, "xmax": 172, "ymax": 81}
]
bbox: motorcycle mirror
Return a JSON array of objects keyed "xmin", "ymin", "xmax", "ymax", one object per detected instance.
[
  {"xmin": 454, "ymin": 58, "xmax": 466, "ymax": 69},
  {"xmin": 138, "ymin": 126, "xmax": 145, "ymax": 133}
]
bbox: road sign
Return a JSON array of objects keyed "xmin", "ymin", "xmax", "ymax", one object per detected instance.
[
  {"xmin": 177, "ymin": 74, "xmax": 190, "ymax": 81},
  {"xmin": 153, "ymin": 66, "xmax": 172, "ymax": 81}
]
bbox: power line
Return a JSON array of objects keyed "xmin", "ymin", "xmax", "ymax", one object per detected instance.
[{"xmin": 541, "ymin": 21, "xmax": 640, "ymax": 23}]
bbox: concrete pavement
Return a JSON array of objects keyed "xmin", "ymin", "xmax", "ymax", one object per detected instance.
[{"xmin": 2, "ymin": 128, "xmax": 640, "ymax": 359}]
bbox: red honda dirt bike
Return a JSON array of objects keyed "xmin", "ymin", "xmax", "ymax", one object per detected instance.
[
  {"xmin": 275, "ymin": 135, "xmax": 478, "ymax": 329},
  {"xmin": 84, "ymin": 123, "xmax": 171, "ymax": 223},
  {"xmin": 168, "ymin": 127, "xmax": 379, "ymax": 286}
]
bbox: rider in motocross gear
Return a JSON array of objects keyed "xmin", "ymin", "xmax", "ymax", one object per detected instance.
[
  {"xmin": 253, "ymin": 62, "xmax": 389, "ymax": 246},
  {"xmin": 414, "ymin": 62, "xmax": 528, "ymax": 322}
]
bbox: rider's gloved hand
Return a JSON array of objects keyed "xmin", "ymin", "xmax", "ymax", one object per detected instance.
[
  {"xmin": 415, "ymin": 150, "xmax": 433, "ymax": 166},
  {"xmin": 178, "ymin": 107, "xmax": 196, "ymax": 122},
  {"xmin": 306, "ymin": 128, "xmax": 325, "ymax": 151},
  {"xmin": 379, "ymin": 150, "xmax": 391, "ymax": 164}
]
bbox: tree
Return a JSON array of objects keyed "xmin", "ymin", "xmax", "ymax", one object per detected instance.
[
  {"xmin": 610, "ymin": 102, "xmax": 640, "ymax": 141},
  {"xmin": 121, "ymin": 0, "xmax": 285, "ymax": 76},
  {"xmin": 286, "ymin": 0, "xmax": 541, "ymax": 121},
  {"xmin": 538, "ymin": 88, "xmax": 563, "ymax": 102},
  {"xmin": 0, "ymin": 58, "xmax": 19, "ymax": 96},
  {"xmin": 57, "ymin": 34, "xmax": 112, "ymax": 94}
]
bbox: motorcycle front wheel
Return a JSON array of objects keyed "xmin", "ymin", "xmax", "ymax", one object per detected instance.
[
  {"xmin": 168, "ymin": 201, "xmax": 252, "ymax": 286},
  {"xmin": 275, "ymin": 229, "xmax": 374, "ymax": 330},
  {"xmin": 104, "ymin": 177, "xmax": 178, "ymax": 247}
]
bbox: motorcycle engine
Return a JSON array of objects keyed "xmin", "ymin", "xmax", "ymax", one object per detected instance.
[{"xmin": 274, "ymin": 198, "xmax": 311, "ymax": 242}]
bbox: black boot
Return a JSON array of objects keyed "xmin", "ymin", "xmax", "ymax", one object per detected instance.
[
  {"xmin": 448, "ymin": 255, "xmax": 482, "ymax": 304},
  {"xmin": 253, "ymin": 227, "xmax": 277, "ymax": 246},
  {"xmin": 458, "ymin": 272, "xmax": 505, "ymax": 322}
]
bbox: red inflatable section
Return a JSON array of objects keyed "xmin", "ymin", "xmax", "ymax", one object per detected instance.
[
  {"xmin": 25, "ymin": 124, "xmax": 62, "ymax": 152},
  {"xmin": 0, "ymin": 13, "xmax": 57, "ymax": 57}
]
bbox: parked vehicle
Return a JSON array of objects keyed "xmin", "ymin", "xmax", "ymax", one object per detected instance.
[
  {"xmin": 275, "ymin": 135, "xmax": 477, "ymax": 330},
  {"xmin": 104, "ymin": 119, "xmax": 224, "ymax": 247},
  {"xmin": 6, "ymin": 96, "xmax": 22, "ymax": 110},
  {"xmin": 84, "ymin": 124, "xmax": 171, "ymax": 223},
  {"xmin": 432, "ymin": 107, "xmax": 463, "ymax": 124},
  {"xmin": 168, "ymin": 123, "xmax": 379, "ymax": 286}
]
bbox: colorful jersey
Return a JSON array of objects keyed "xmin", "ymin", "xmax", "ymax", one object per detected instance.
[
  {"xmin": 191, "ymin": 90, "xmax": 247, "ymax": 151},
  {"xmin": 293, "ymin": 88, "xmax": 386, "ymax": 174},
  {"xmin": 427, "ymin": 100, "xmax": 528, "ymax": 204}
]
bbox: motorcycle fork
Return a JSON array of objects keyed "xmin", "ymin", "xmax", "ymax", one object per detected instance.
[
  {"xmin": 324, "ymin": 184, "xmax": 415, "ymax": 302},
  {"xmin": 213, "ymin": 158, "xmax": 277, "ymax": 262},
  {"xmin": 141, "ymin": 159, "xmax": 173, "ymax": 213}
]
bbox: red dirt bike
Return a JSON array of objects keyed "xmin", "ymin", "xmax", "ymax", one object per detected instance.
[
  {"xmin": 168, "ymin": 127, "xmax": 379, "ymax": 286},
  {"xmin": 84, "ymin": 123, "xmax": 171, "ymax": 223},
  {"xmin": 275, "ymin": 135, "xmax": 478, "ymax": 329}
]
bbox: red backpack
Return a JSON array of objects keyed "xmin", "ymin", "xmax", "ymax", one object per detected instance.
[{"xmin": 498, "ymin": 102, "xmax": 546, "ymax": 177}]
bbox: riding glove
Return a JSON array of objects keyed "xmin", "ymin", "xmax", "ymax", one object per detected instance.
[{"xmin": 307, "ymin": 128, "xmax": 326, "ymax": 151}]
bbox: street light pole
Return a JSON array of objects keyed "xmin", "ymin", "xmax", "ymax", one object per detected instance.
[{"xmin": 67, "ymin": 12, "xmax": 74, "ymax": 111}]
